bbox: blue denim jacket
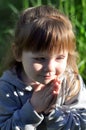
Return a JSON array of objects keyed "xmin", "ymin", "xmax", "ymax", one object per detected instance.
[{"xmin": 0, "ymin": 69, "xmax": 86, "ymax": 130}]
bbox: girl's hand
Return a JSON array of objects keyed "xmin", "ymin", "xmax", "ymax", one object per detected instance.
[
  {"xmin": 30, "ymin": 78, "xmax": 61, "ymax": 113},
  {"xmin": 30, "ymin": 82, "xmax": 54, "ymax": 113},
  {"xmin": 44, "ymin": 78, "xmax": 61, "ymax": 114}
]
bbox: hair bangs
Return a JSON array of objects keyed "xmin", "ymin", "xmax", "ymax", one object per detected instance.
[{"xmin": 22, "ymin": 16, "xmax": 75, "ymax": 56}]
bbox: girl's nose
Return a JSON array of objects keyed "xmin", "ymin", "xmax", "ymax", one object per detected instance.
[{"xmin": 45, "ymin": 59, "xmax": 56, "ymax": 72}]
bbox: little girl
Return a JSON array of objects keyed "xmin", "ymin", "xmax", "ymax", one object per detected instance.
[{"xmin": 0, "ymin": 5, "xmax": 86, "ymax": 130}]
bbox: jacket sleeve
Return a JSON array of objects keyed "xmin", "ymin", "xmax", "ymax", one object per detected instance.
[
  {"xmin": 46, "ymin": 106, "xmax": 86, "ymax": 130},
  {"xmin": 45, "ymin": 76, "xmax": 86, "ymax": 130},
  {"xmin": 0, "ymin": 82, "xmax": 44, "ymax": 130}
]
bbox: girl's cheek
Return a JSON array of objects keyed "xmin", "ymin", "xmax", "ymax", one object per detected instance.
[
  {"xmin": 56, "ymin": 64, "xmax": 66, "ymax": 75},
  {"xmin": 33, "ymin": 63, "xmax": 43, "ymax": 71}
]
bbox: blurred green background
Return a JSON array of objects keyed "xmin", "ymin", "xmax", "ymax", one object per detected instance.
[{"xmin": 0, "ymin": 0, "xmax": 86, "ymax": 83}]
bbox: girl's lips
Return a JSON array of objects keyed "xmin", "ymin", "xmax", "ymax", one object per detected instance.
[
  {"xmin": 43, "ymin": 75, "xmax": 56, "ymax": 80},
  {"xmin": 44, "ymin": 76, "xmax": 52, "ymax": 79}
]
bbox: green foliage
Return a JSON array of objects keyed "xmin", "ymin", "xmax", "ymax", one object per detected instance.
[{"xmin": 0, "ymin": 0, "xmax": 86, "ymax": 83}]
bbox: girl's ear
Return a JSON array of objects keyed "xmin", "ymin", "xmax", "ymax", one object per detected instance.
[{"xmin": 12, "ymin": 43, "xmax": 22, "ymax": 62}]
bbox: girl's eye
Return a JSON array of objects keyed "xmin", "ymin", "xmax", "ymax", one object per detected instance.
[
  {"xmin": 33, "ymin": 57, "xmax": 46, "ymax": 62},
  {"xmin": 56, "ymin": 55, "xmax": 65, "ymax": 60}
]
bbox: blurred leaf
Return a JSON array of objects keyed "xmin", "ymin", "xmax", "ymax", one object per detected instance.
[{"xmin": 8, "ymin": 3, "xmax": 19, "ymax": 14}]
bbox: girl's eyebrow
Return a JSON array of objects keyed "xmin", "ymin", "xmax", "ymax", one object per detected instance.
[{"xmin": 32, "ymin": 54, "xmax": 45, "ymax": 56}]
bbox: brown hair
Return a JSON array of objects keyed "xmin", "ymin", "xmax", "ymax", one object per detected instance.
[{"xmin": 9, "ymin": 5, "xmax": 78, "ymax": 73}]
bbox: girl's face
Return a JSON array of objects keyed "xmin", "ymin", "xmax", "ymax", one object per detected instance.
[{"xmin": 20, "ymin": 50, "xmax": 68, "ymax": 85}]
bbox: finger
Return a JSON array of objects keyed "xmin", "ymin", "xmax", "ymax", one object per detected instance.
[
  {"xmin": 44, "ymin": 93, "xmax": 54, "ymax": 106},
  {"xmin": 44, "ymin": 104, "xmax": 56, "ymax": 114},
  {"xmin": 43, "ymin": 85, "xmax": 54, "ymax": 98},
  {"xmin": 53, "ymin": 79, "xmax": 62, "ymax": 94}
]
